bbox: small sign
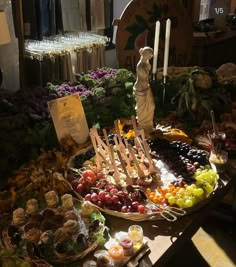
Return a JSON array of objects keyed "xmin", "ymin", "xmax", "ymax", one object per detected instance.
[{"xmin": 48, "ymin": 95, "xmax": 89, "ymax": 144}]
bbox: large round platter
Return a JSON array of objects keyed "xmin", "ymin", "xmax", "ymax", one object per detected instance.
[
  {"xmin": 67, "ymin": 136, "xmax": 219, "ymax": 222},
  {"xmin": 1, "ymin": 195, "xmax": 106, "ymax": 265}
]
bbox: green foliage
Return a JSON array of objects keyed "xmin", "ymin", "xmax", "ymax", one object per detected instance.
[
  {"xmin": 168, "ymin": 67, "xmax": 232, "ymax": 126},
  {"xmin": 90, "ymin": 212, "xmax": 105, "ymax": 223}
]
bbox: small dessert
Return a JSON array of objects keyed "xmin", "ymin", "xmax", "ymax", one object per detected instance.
[
  {"xmin": 119, "ymin": 235, "xmax": 133, "ymax": 256},
  {"xmin": 41, "ymin": 208, "xmax": 55, "ymax": 218},
  {"xmin": 40, "ymin": 218, "xmax": 58, "ymax": 232},
  {"xmin": 97, "ymin": 253, "xmax": 113, "ymax": 267},
  {"xmin": 26, "ymin": 199, "xmax": 39, "ymax": 215},
  {"xmin": 24, "ymin": 222, "xmax": 40, "ymax": 233},
  {"xmin": 108, "ymin": 244, "xmax": 124, "ymax": 266},
  {"xmin": 39, "ymin": 230, "xmax": 54, "ymax": 245},
  {"xmin": 61, "ymin": 194, "xmax": 74, "ymax": 210},
  {"xmin": 25, "ymin": 228, "xmax": 41, "ymax": 243},
  {"xmin": 45, "ymin": 191, "xmax": 59, "ymax": 208},
  {"xmin": 12, "ymin": 208, "xmax": 26, "ymax": 225},
  {"xmin": 51, "ymin": 214, "xmax": 65, "ymax": 227},
  {"xmin": 63, "ymin": 219, "xmax": 79, "ymax": 235},
  {"xmin": 29, "ymin": 213, "xmax": 44, "ymax": 224},
  {"xmin": 64, "ymin": 210, "xmax": 78, "ymax": 221},
  {"xmin": 54, "ymin": 227, "xmax": 71, "ymax": 243}
]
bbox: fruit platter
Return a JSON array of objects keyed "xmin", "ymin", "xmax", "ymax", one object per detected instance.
[
  {"xmin": 0, "ymin": 191, "xmax": 106, "ymax": 265},
  {"xmin": 66, "ymin": 119, "xmax": 219, "ymax": 221}
]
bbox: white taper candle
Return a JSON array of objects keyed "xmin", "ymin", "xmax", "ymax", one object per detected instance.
[
  {"xmin": 163, "ymin": 19, "xmax": 171, "ymax": 78},
  {"xmin": 152, "ymin": 21, "xmax": 160, "ymax": 74}
]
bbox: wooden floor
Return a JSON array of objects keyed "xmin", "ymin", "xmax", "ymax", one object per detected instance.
[{"xmin": 165, "ymin": 208, "xmax": 236, "ymax": 267}]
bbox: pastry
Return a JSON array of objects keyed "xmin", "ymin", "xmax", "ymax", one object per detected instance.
[
  {"xmin": 29, "ymin": 213, "xmax": 44, "ymax": 224},
  {"xmin": 64, "ymin": 210, "xmax": 78, "ymax": 221},
  {"xmin": 24, "ymin": 222, "xmax": 40, "ymax": 233},
  {"xmin": 63, "ymin": 219, "xmax": 79, "ymax": 235},
  {"xmin": 61, "ymin": 194, "xmax": 74, "ymax": 210},
  {"xmin": 39, "ymin": 230, "xmax": 54, "ymax": 245},
  {"xmin": 40, "ymin": 218, "xmax": 58, "ymax": 232},
  {"xmin": 51, "ymin": 214, "xmax": 65, "ymax": 228},
  {"xmin": 45, "ymin": 191, "xmax": 59, "ymax": 208},
  {"xmin": 26, "ymin": 199, "xmax": 39, "ymax": 215},
  {"xmin": 25, "ymin": 228, "xmax": 41, "ymax": 243},
  {"xmin": 54, "ymin": 227, "xmax": 71, "ymax": 243},
  {"xmin": 12, "ymin": 208, "xmax": 26, "ymax": 225},
  {"xmin": 41, "ymin": 208, "xmax": 55, "ymax": 218}
]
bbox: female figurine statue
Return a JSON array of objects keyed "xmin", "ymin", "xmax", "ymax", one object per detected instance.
[{"xmin": 133, "ymin": 46, "xmax": 155, "ymax": 134}]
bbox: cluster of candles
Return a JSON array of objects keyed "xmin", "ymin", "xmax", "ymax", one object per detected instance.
[{"xmin": 152, "ymin": 18, "xmax": 171, "ymax": 82}]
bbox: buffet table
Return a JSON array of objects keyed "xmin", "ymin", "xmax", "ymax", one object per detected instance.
[{"xmin": 104, "ymin": 162, "xmax": 236, "ymax": 267}]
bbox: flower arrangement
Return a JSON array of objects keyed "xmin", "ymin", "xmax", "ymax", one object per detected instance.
[{"xmin": 47, "ymin": 67, "xmax": 136, "ymax": 128}]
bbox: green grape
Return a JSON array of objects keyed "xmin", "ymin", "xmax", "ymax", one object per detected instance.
[
  {"xmin": 207, "ymin": 169, "xmax": 217, "ymax": 176},
  {"xmin": 176, "ymin": 198, "xmax": 184, "ymax": 208},
  {"xmin": 193, "ymin": 188, "xmax": 204, "ymax": 197},
  {"xmin": 165, "ymin": 192, "xmax": 172, "ymax": 199},
  {"xmin": 168, "ymin": 196, "xmax": 176, "ymax": 205},
  {"xmin": 189, "ymin": 196, "xmax": 198, "ymax": 205},
  {"xmin": 186, "ymin": 186, "xmax": 194, "ymax": 193},
  {"xmin": 194, "ymin": 170, "xmax": 202, "ymax": 177},
  {"xmin": 206, "ymin": 174, "xmax": 216, "ymax": 185},
  {"xmin": 204, "ymin": 183, "xmax": 214, "ymax": 195},
  {"xmin": 205, "ymin": 165, "xmax": 211, "ymax": 170},
  {"xmin": 195, "ymin": 176, "xmax": 204, "ymax": 185},
  {"xmin": 184, "ymin": 199, "xmax": 193, "ymax": 208},
  {"xmin": 178, "ymin": 188, "xmax": 185, "ymax": 194},
  {"xmin": 190, "ymin": 184, "xmax": 196, "ymax": 189}
]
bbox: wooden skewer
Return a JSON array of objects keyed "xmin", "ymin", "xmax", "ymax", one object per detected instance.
[
  {"xmin": 140, "ymin": 129, "xmax": 146, "ymax": 142},
  {"xmin": 89, "ymin": 132, "xmax": 101, "ymax": 170},
  {"xmin": 124, "ymin": 139, "xmax": 132, "ymax": 167},
  {"xmin": 92, "ymin": 126, "xmax": 108, "ymax": 153},
  {"xmin": 127, "ymin": 144, "xmax": 145, "ymax": 178},
  {"xmin": 131, "ymin": 115, "xmax": 139, "ymax": 137},
  {"xmin": 116, "ymin": 150, "xmax": 133, "ymax": 185},
  {"xmin": 134, "ymin": 136, "xmax": 145, "ymax": 153},
  {"xmin": 97, "ymin": 148, "xmax": 106, "ymax": 162},
  {"xmin": 114, "ymin": 120, "xmax": 126, "ymax": 151},
  {"xmin": 113, "ymin": 136, "xmax": 119, "ymax": 148},
  {"xmin": 143, "ymin": 139, "xmax": 156, "ymax": 174},
  {"xmin": 102, "ymin": 128, "xmax": 110, "ymax": 147},
  {"xmin": 115, "ymin": 136, "xmax": 131, "ymax": 168},
  {"xmin": 109, "ymin": 144, "xmax": 120, "ymax": 184}
]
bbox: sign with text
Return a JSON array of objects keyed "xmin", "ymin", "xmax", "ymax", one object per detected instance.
[
  {"xmin": 114, "ymin": 0, "xmax": 193, "ymax": 72},
  {"xmin": 209, "ymin": 0, "xmax": 229, "ymax": 17},
  {"xmin": 48, "ymin": 95, "xmax": 89, "ymax": 144}
]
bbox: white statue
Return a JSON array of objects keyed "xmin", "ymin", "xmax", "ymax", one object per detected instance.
[{"xmin": 133, "ymin": 46, "xmax": 155, "ymax": 134}]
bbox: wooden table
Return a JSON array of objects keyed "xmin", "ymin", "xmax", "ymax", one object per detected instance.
[{"xmin": 104, "ymin": 162, "xmax": 236, "ymax": 267}]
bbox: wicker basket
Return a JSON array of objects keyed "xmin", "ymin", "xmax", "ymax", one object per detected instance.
[
  {"xmin": 1, "ymin": 199, "xmax": 105, "ymax": 265},
  {"xmin": 67, "ymin": 145, "xmax": 220, "ymax": 221}
]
